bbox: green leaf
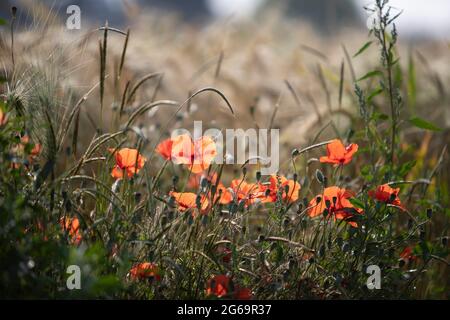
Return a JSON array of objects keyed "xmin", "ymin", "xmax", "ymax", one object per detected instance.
[
  {"xmin": 367, "ymin": 87, "xmax": 383, "ymax": 102},
  {"xmin": 349, "ymin": 198, "xmax": 365, "ymax": 209},
  {"xmin": 0, "ymin": 18, "xmax": 7, "ymax": 26},
  {"xmin": 357, "ymin": 70, "xmax": 383, "ymax": 82},
  {"xmin": 409, "ymin": 117, "xmax": 442, "ymax": 132},
  {"xmin": 353, "ymin": 41, "xmax": 373, "ymax": 58}
]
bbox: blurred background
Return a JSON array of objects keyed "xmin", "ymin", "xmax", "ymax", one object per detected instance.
[
  {"xmin": 1, "ymin": 0, "xmax": 449, "ymax": 39},
  {"xmin": 0, "ymin": 0, "xmax": 448, "ymax": 166}
]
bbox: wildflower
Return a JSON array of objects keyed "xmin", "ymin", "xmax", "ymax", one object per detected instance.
[
  {"xmin": 155, "ymin": 138, "xmax": 173, "ymax": 160},
  {"xmin": 206, "ymin": 275, "xmax": 231, "ymax": 298},
  {"xmin": 169, "ymin": 191, "xmax": 209, "ymax": 213},
  {"xmin": 213, "ymin": 182, "xmax": 233, "ymax": 205},
  {"xmin": 60, "ymin": 216, "xmax": 82, "ymax": 245},
  {"xmin": 308, "ymin": 186, "xmax": 363, "ymax": 227},
  {"xmin": 129, "ymin": 262, "xmax": 161, "ymax": 281},
  {"xmin": 369, "ymin": 183, "xmax": 405, "ymax": 209},
  {"xmin": 109, "ymin": 148, "xmax": 146, "ymax": 179},
  {"xmin": 262, "ymin": 175, "xmax": 300, "ymax": 203},
  {"xmin": 234, "ymin": 287, "xmax": 252, "ymax": 300},
  {"xmin": 0, "ymin": 109, "xmax": 8, "ymax": 126},
  {"xmin": 170, "ymin": 134, "xmax": 217, "ymax": 174},
  {"xmin": 399, "ymin": 246, "xmax": 417, "ymax": 265},
  {"xmin": 319, "ymin": 139, "xmax": 358, "ymax": 165},
  {"xmin": 230, "ymin": 179, "xmax": 264, "ymax": 206}
]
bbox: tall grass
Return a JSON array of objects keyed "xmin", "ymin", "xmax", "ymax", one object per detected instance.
[{"xmin": 0, "ymin": 1, "xmax": 448, "ymax": 299}]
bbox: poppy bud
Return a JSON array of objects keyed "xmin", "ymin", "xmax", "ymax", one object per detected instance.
[
  {"xmin": 342, "ymin": 242, "xmax": 350, "ymax": 252},
  {"xmin": 11, "ymin": 6, "xmax": 17, "ymax": 17},
  {"xmin": 420, "ymin": 228, "xmax": 425, "ymax": 240},
  {"xmin": 325, "ymin": 199, "xmax": 331, "ymax": 209},
  {"xmin": 195, "ymin": 195, "xmax": 202, "ymax": 208},
  {"xmin": 398, "ymin": 259, "xmax": 405, "ymax": 268},
  {"xmin": 134, "ymin": 192, "xmax": 141, "ymax": 203},
  {"xmin": 256, "ymin": 171, "xmax": 261, "ymax": 181},
  {"xmin": 161, "ymin": 215, "xmax": 168, "ymax": 226},
  {"xmin": 284, "ymin": 184, "xmax": 290, "ymax": 194},
  {"xmin": 407, "ymin": 219, "xmax": 413, "ymax": 229},
  {"xmin": 258, "ymin": 234, "xmax": 265, "ymax": 242},
  {"xmin": 168, "ymin": 196, "xmax": 175, "ymax": 208},
  {"xmin": 332, "ymin": 196, "xmax": 337, "ymax": 205},
  {"xmin": 315, "ymin": 169, "xmax": 325, "ymax": 184},
  {"xmin": 172, "ymin": 175, "xmax": 179, "ymax": 186},
  {"xmin": 265, "ymin": 188, "xmax": 271, "ymax": 197},
  {"xmin": 316, "ymin": 196, "xmax": 322, "ymax": 204},
  {"xmin": 242, "ymin": 167, "xmax": 247, "ymax": 176},
  {"xmin": 283, "ymin": 218, "xmax": 290, "ymax": 227},
  {"xmin": 296, "ymin": 204, "xmax": 303, "ymax": 214},
  {"xmin": 319, "ymin": 245, "xmax": 325, "ymax": 257},
  {"xmin": 65, "ymin": 199, "xmax": 72, "ymax": 212},
  {"xmin": 302, "ymin": 197, "xmax": 309, "ymax": 208},
  {"xmin": 426, "ymin": 208, "xmax": 432, "ymax": 219},
  {"xmin": 442, "ymin": 237, "xmax": 448, "ymax": 246}
]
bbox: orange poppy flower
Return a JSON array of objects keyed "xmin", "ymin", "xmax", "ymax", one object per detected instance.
[
  {"xmin": 155, "ymin": 138, "xmax": 173, "ymax": 160},
  {"xmin": 369, "ymin": 183, "xmax": 405, "ymax": 209},
  {"xmin": 320, "ymin": 139, "xmax": 358, "ymax": 165},
  {"xmin": 308, "ymin": 186, "xmax": 363, "ymax": 227},
  {"xmin": 399, "ymin": 246, "xmax": 417, "ymax": 265},
  {"xmin": 187, "ymin": 172, "xmax": 233, "ymax": 204},
  {"xmin": 213, "ymin": 183, "xmax": 233, "ymax": 205},
  {"xmin": 169, "ymin": 191, "xmax": 209, "ymax": 213},
  {"xmin": 206, "ymin": 275, "xmax": 231, "ymax": 298},
  {"xmin": 109, "ymin": 148, "xmax": 146, "ymax": 179},
  {"xmin": 10, "ymin": 135, "xmax": 42, "ymax": 169},
  {"xmin": 170, "ymin": 134, "xmax": 217, "ymax": 174},
  {"xmin": 262, "ymin": 175, "xmax": 300, "ymax": 203},
  {"xmin": 188, "ymin": 172, "xmax": 218, "ymax": 189},
  {"xmin": 230, "ymin": 179, "xmax": 264, "ymax": 206},
  {"xmin": 0, "ymin": 109, "xmax": 8, "ymax": 126},
  {"xmin": 234, "ymin": 287, "xmax": 253, "ymax": 300},
  {"xmin": 129, "ymin": 262, "xmax": 161, "ymax": 281},
  {"xmin": 60, "ymin": 217, "xmax": 82, "ymax": 245}
]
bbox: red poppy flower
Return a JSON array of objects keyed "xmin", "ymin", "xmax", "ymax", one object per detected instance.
[
  {"xmin": 261, "ymin": 175, "xmax": 300, "ymax": 203},
  {"xmin": 155, "ymin": 138, "xmax": 174, "ymax": 160},
  {"xmin": 0, "ymin": 109, "xmax": 8, "ymax": 126},
  {"xmin": 308, "ymin": 186, "xmax": 363, "ymax": 227},
  {"xmin": 206, "ymin": 275, "xmax": 231, "ymax": 298},
  {"xmin": 169, "ymin": 191, "xmax": 209, "ymax": 213},
  {"xmin": 129, "ymin": 262, "xmax": 161, "ymax": 281},
  {"xmin": 60, "ymin": 217, "xmax": 82, "ymax": 245},
  {"xmin": 230, "ymin": 179, "xmax": 265, "ymax": 206},
  {"xmin": 320, "ymin": 139, "xmax": 358, "ymax": 165},
  {"xmin": 369, "ymin": 183, "xmax": 405, "ymax": 209},
  {"xmin": 109, "ymin": 148, "xmax": 146, "ymax": 179},
  {"xmin": 399, "ymin": 246, "xmax": 417, "ymax": 264},
  {"xmin": 170, "ymin": 134, "xmax": 217, "ymax": 174},
  {"xmin": 234, "ymin": 287, "xmax": 253, "ymax": 300}
]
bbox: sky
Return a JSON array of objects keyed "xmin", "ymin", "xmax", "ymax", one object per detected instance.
[{"xmin": 207, "ymin": 0, "xmax": 450, "ymax": 39}]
